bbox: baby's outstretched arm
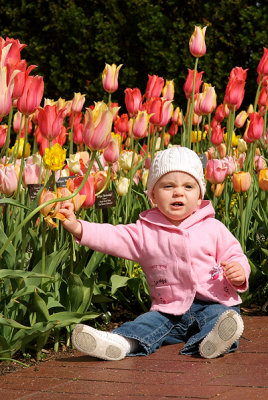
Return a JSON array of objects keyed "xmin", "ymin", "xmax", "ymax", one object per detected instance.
[
  {"xmin": 221, "ymin": 261, "xmax": 246, "ymax": 287},
  {"xmin": 59, "ymin": 201, "xmax": 82, "ymax": 240}
]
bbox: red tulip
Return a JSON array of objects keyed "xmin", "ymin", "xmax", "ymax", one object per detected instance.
[
  {"xmin": 183, "ymin": 69, "xmax": 204, "ymax": 99},
  {"xmin": 37, "ymin": 104, "xmax": 66, "ymax": 141},
  {"xmin": 145, "ymin": 74, "xmax": 164, "ymax": 99},
  {"xmin": 124, "ymin": 88, "xmax": 142, "ymax": 116},
  {"xmin": 147, "ymin": 97, "xmax": 173, "ymax": 126},
  {"xmin": 0, "ymin": 124, "xmax": 7, "ymax": 147},
  {"xmin": 211, "ymin": 123, "xmax": 225, "ymax": 145},
  {"xmin": 67, "ymin": 174, "xmax": 95, "ymax": 209},
  {"xmin": 17, "ymin": 75, "xmax": 44, "ymax": 115},
  {"xmin": 246, "ymin": 112, "xmax": 264, "ymax": 142},
  {"xmin": 257, "ymin": 47, "xmax": 268, "ymax": 77}
]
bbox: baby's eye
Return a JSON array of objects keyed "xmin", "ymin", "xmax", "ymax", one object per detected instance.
[
  {"xmin": 185, "ymin": 185, "xmax": 193, "ymax": 189},
  {"xmin": 164, "ymin": 184, "xmax": 173, "ymax": 188}
]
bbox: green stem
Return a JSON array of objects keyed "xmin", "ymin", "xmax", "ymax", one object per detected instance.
[
  {"xmin": 41, "ymin": 217, "xmax": 46, "ymax": 288},
  {"xmin": 239, "ymin": 193, "xmax": 245, "ymax": 252},
  {"xmin": 0, "ymin": 151, "xmax": 97, "ymax": 258},
  {"xmin": 186, "ymin": 58, "xmax": 199, "ymax": 149}
]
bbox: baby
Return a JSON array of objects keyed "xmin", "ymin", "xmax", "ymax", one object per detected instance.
[{"xmin": 59, "ymin": 146, "xmax": 250, "ymax": 360}]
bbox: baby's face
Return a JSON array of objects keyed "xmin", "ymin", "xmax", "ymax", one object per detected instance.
[{"xmin": 151, "ymin": 171, "xmax": 202, "ymax": 226}]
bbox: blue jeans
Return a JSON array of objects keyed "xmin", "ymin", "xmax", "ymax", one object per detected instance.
[{"xmin": 113, "ymin": 298, "xmax": 241, "ymax": 356}]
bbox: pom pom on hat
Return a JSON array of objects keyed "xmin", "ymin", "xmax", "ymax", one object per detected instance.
[{"xmin": 147, "ymin": 146, "xmax": 206, "ymax": 199}]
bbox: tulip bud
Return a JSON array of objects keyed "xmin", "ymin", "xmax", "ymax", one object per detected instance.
[
  {"xmin": 189, "ymin": 26, "xmax": 207, "ymax": 58},
  {"xmin": 258, "ymin": 168, "xmax": 268, "ymax": 191},
  {"xmin": 102, "ymin": 63, "xmax": 123, "ymax": 93},
  {"xmin": 116, "ymin": 177, "xmax": 129, "ymax": 196},
  {"xmin": 232, "ymin": 171, "xmax": 251, "ymax": 193}
]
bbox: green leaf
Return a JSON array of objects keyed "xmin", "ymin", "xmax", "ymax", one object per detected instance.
[
  {"xmin": 84, "ymin": 251, "xmax": 106, "ymax": 277},
  {"xmin": 0, "ymin": 270, "xmax": 52, "ymax": 280},
  {"xmin": 0, "ymin": 197, "xmax": 31, "ymax": 211},
  {"xmin": 110, "ymin": 274, "xmax": 130, "ymax": 295},
  {"xmin": 67, "ymin": 273, "xmax": 84, "ymax": 312},
  {"xmin": 0, "ymin": 316, "xmax": 31, "ymax": 330},
  {"xmin": 0, "ymin": 227, "xmax": 16, "ymax": 269},
  {"xmin": 48, "ymin": 311, "xmax": 100, "ymax": 327}
]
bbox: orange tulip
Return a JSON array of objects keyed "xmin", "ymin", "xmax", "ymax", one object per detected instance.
[
  {"xmin": 232, "ymin": 171, "xmax": 251, "ymax": 193},
  {"xmin": 258, "ymin": 168, "xmax": 268, "ymax": 191}
]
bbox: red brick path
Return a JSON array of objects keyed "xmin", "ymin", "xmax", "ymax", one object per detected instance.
[{"xmin": 0, "ymin": 315, "xmax": 267, "ymax": 399}]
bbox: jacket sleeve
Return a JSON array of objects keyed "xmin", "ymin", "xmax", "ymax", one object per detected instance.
[
  {"xmin": 215, "ymin": 220, "xmax": 251, "ymax": 293},
  {"xmin": 75, "ymin": 219, "xmax": 144, "ymax": 263}
]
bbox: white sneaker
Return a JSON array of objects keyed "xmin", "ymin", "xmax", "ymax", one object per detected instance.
[
  {"xmin": 72, "ymin": 324, "xmax": 129, "ymax": 361},
  {"xmin": 199, "ymin": 310, "xmax": 244, "ymax": 359}
]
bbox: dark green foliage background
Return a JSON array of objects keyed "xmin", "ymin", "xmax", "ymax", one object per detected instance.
[{"xmin": 1, "ymin": 0, "xmax": 267, "ymax": 109}]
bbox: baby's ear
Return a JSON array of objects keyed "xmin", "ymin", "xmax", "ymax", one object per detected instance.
[{"xmin": 145, "ymin": 190, "xmax": 157, "ymax": 208}]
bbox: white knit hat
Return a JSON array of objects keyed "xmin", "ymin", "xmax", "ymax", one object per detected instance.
[{"xmin": 147, "ymin": 146, "xmax": 206, "ymax": 199}]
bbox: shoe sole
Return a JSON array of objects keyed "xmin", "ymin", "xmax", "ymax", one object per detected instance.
[
  {"xmin": 72, "ymin": 325, "xmax": 125, "ymax": 361},
  {"xmin": 199, "ymin": 310, "xmax": 244, "ymax": 359}
]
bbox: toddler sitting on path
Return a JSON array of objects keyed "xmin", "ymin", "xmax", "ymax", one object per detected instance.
[{"xmin": 59, "ymin": 146, "xmax": 250, "ymax": 360}]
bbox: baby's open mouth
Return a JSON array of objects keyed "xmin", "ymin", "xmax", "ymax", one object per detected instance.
[{"xmin": 171, "ymin": 202, "xmax": 184, "ymax": 206}]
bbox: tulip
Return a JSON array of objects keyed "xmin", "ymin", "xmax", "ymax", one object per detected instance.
[
  {"xmin": 6, "ymin": 60, "xmax": 36, "ymax": 100},
  {"xmin": 147, "ymin": 97, "xmax": 173, "ymax": 126},
  {"xmin": 145, "ymin": 74, "xmax": 164, "ymax": 99},
  {"xmin": 211, "ymin": 182, "xmax": 225, "ymax": 198},
  {"xmin": 0, "ymin": 63, "xmax": 18, "ymax": 118},
  {"xmin": 17, "ymin": 75, "xmax": 44, "ymax": 115},
  {"xmin": 257, "ymin": 86, "xmax": 267, "ymax": 107},
  {"xmin": 1, "ymin": 37, "xmax": 26, "ymax": 65},
  {"xmin": 71, "ymin": 92, "xmax": 86, "ymax": 113},
  {"xmin": 237, "ymin": 138, "xmax": 247, "ymax": 153},
  {"xmin": 168, "ymin": 121, "xmax": 178, "ymax": 136},
  {"xmin": 119, "ymin": 150, "xmax": 139, "ymax": 171},
  {"xmin": 246, "ymin": 112, "xmax": 264, "ymax": 142},
  {"xmin": 0, "ymin": 124, "xmax": 7, "ymax": 147},
  {"xmin": 66, "ymin": 152, "xmax": 81, "ymax": 174},
  {"xmin": 217, "ymin": 143, "xmax": 227, "ymax": 159},
  {"xmin": 132, "ymin": 110, "xmax": 150, "ymax": 139},
  {"xmin": 69, "ymin": 112, "xmax": 84, "ymax": 145},
  {"xmin": 13, "ymin": 111, "xmax": 32, "ymax": 137},
  {"xmin": 0, "ymin": 165, "xmax": 18, "ymax": 195},
  {"xmin": 199, "ymin": 85, "xmax": 217, "ymax": 115},
  {"xmin": 189, "ymin": 26, "xmax": 207, "ymax": 58},
  {"xmin": 114, "ymin": 113, "xmax": 129, "ymax": 137},
  {"xmin": 37, "ymin": 104, "xmax": 66, "ymax": 141},
  {"xmin": 223, "ymin": 131, "xmax": 240, "ymax": 147},
  {"xmin": 83, "ymin": 103, "xmax": 113, "ymax": 151},
  {"xmin": 23, "ymin": 163, "xmax": 41, "ymax": 185},
  {"xmin": 67, "ymin": 174, "xmax": 95, "ymax": 208},
  {"xmin": 258, "ymin": 168, "xmax": 268, "ymax": 191},
  {"xmin": 206, "ymin": 159, "xmax": 228, "ymax": 184},
  {"xmin": 214, "ymin": 104, "xmax": 225, "ymax": 122},
  {"xmin": 191, "ymin": 130, "xmax": 206, "ymax": 143},
  {"xmin": 183, "ymin": 69, "xmax": 204, "ymax": 99},
  {"xmin": 102, "ymin": 63, "xmax": 123, "ymax": 93},
  {"xmin": 94, "ymin": 170, "xmax": 109, "ymax": 193},
  {"xmin": 103, "ymin": 136, "xmax": 119, "ymax": 164},
  {"xmin": 232, "ymin": 171, "xmax": 251, "ymax": 193},
  {"xmin": 124, "ymin": 88, "xmax": 142, "ymax": 116},
  {"xmin": 257, "ymin": 47, "xmax": 268, "ymax": 77},
  {"xmin": 224, "ymin": 67, "xmax": 247, "ymax": 111},
  {"xmin": 43, "ymin": 143, "xmax": 67, "ymax": 171},
  {"xmin": 211, "ymin": 123, "xmax": 224, "ymax": 145},
  {"xmin": 255, "ymin": 155, "xmax": 267, "ymax": 172},
  {"xmin": 222, "ymin": 156, "xmax": 237, "ymax": 176},
  {"xmin": 235, "ymin": 110, "xmax": 248, "ymax": 129},
  {"xmin": 116, "ymin": 177, "xmax": 129, "ymax": 196},
  {"xmin": 162, "ymin": 80, "xmax": 175, "ymax": 100},
  {"xmin": 8, "ymin": 138, "xmax": 31, "ymax": 158},
  {"xmin": 172, "ymin": 106, "xmax": 183, "ymax": 126}
]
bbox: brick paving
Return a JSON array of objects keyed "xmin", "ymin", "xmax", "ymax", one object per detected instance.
[{"xmin": 0, "ymin": 315, "xmax": 267, "ymax": 399}]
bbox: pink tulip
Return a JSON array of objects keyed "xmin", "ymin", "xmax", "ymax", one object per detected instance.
[
  {"xmin": 103, "ymin": 136, "xmax": 119, "ymax": 164},
  {"xmin": 145, "ymin": 74, "xmax": 164, "ymax": 99},
  {"xmin": 132, "ymin": 110, "xmax": 150, "ymax": 139},
  {"xmin": 102, "ymin": 63, "xmax": 123, "ymax": 93},
  {"xmin": 235, "ymin": 110, "xmax": 248, "ymax": 128},
  {"xmin": 189, "ymin": 26, "xmax": 207, "ymax": 58},
  {"xmin": 183, "ymin": 69, "xmax": 204, "ymax": 99},
  {"xmin": 83, "ymin": 106, "xmax": 113, "ymax": 151},
  {"xmin": 17, "ymin": 75, "xmax": 44, "ymax": 115},
  {"xmin": 222, "ymin": 156, "xmax": 237, "ymax": 176},
  {"xmin": 206, "ymin": 159, "xmax": 228, "ymax": 184},
  {"xmin": 13, "ymin": 111, "xmax": 33, "ymax": 137},
  {"xmin": 124, "ymin": 88, "xmax": 142, "ymax": 116},
  {"xmin": 37, "ymin": 104, "xmax": 66, "ymax": 141},
  {"xmin": 255, "ymin": 155, "xmax": 267, "ymax": 172},
  {"xmin": 0, "ymin": 165, "xmax": 18, "ymax": 195},
  {"xmin": 23, "ymin": 163, "xmax": 41, "ymax": 185},
  {"xmin": 71, "ymin": 92, "xmax": 86, "ymax": 113},
  {"xmin": 172, "ymin": 107, "xmax": 183, "ymax": 126},
  {"xmin": 199, "ymin": 86, "xmax": 217, "ymax": 115},
  {"xmin": 147, "ymin": 97, "xmax": 173, "ymax": 126}
]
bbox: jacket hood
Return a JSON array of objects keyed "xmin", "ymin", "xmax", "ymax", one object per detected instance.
[{"xmin": 139, "ymin": 200, "xmax": 215, "ymax": 230}]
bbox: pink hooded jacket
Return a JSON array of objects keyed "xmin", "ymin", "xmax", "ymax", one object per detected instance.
[{"xmin": 77, "ymin": 200, "xmax": 250, "ymax": 316}]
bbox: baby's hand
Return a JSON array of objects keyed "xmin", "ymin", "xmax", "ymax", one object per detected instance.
[
  {"xmin": 59, "ymin": 201, "xmax": 82, "ymax": 239},
  {"xmin": 221, "ymin": 261, "xmax": 246, "ymax": 287}
]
